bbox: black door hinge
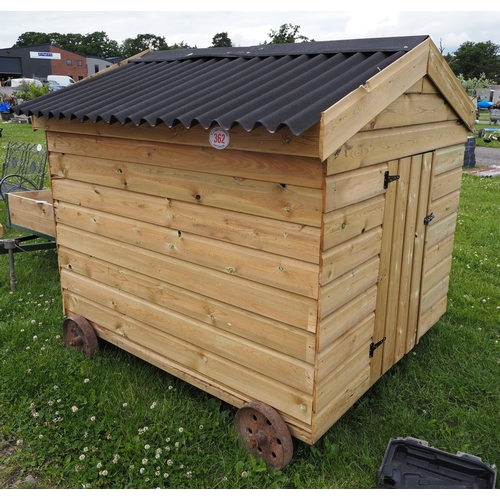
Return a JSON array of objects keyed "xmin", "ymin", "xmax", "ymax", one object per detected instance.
[
  {"xmin": 384, "ymin": 171, "xmax": 400, "ymax": 189},
  {"xmin": 424, "ymin": 213, "xmax": 435, "ymax": 226},
  {"xmin": 369, "ymin": 337, "xmax": 386, "ymax": 357}
]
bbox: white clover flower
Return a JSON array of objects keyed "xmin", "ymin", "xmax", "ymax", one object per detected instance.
[
  {"xmin": 97, "ymin": 463, "xmax": 102, "ymax": 469},
  {"xmin": 33, "ymin": 412, "xmax": 39, "ymax": 418},
  {"xmin": 164, "ymin": 473, "xmax": 169, "ymax": 479},
  {"xmin": 48, "ymin": 401, "xmax": 53, "ymax": 406},
  {"xmin": 101, "ymin": 470, "xmax": 108, "ymax": 476},
  {"xmin": 199, "ymin": 425, "xmax": 203, "ymax": 430},
  {"xmin": 53, "ymin": 385, "xmax": 59, "ymax": 391},
  {"xmin": 122, "ymin": 403, "xmax": 128, "ymax": 407},
  {"xmin": 156, "ymin": 448, "xmax": 162, "ymax": 455},
  {"xmin": 140, "ymin": 468, "xmax": 145, "ymax": 474},
  {"xmin": 72, "ymin": 406, "xmax": 78, "ymax": 412},
  {"xmin": 39, "ymin": 434, "xmax": 43, "ymax": 439},
  {"xmin": 26, "ymin": 346, "xmax": 30, "ymax": 350},
  {"xmin": 167, "ymin": 459, "xmax": 173, "ymax": 466},
  {"xmin": 150, "ymin": 401, "xmax": 157, "ymax": 409},
  {"xmin": 142, "ymin": 458, "xmax": 148, "ymax": 465},
  {"xmin": 144, "ymin": 444, "xmax": 150, "ymax": 450},
  {"xmin": 178, "ymin": 427, "xmax": 183, "ymax": 433},
  {"xmin": 155, "ymin": 454, "xmax": 160, "ymax": 459},
  {"xmin": 31, "ymin": 320, "xmax": 36, "ymax": 324},
  {"xmin": 84, "ymin": 379, "xmax": 89, "ymax": 383},
  {"xmin": 241, "ymin": 471, "xmax": 248, "ymax": 477},
  {"xmin": 79, "ymin": 455, "xmax": 85, "ymax": 460},
  {"xmin": 113, "ymin": 455, "xmax": 120, "ymax": 463},
  {"xmin": 33, "ymin": 335, "xmax": 38, "ymax": 340},
  {"xmin": 175, "ymin": 442, "xmax": 179, "ymax": 448},
  {"xmin": 155, "ymin": 471, "xmax": 160, "ymax": 476},
  {"xmin": 186, "ymin": 471, "xmax": 192, "ymax": 478},
  {"xmin": 84, "ymin": 447, "xmax": 88, "ymax": 452},
  {"xmin": 16, "ymin": 439, "xmax": 23, "ymax": 446},
  {"xmin": 90, "ymin": 416, "xmax": 96, "ymax": 421},
  {"xmin": 165, "ymin": 437, "xmax": 170, "ymax": 443}
]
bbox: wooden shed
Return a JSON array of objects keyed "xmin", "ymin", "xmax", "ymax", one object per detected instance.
[{"xmin": 17, "ymin": 35, "xmax": 475, "ymax": 468}]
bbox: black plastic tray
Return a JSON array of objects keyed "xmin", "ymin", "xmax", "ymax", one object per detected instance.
[{"xmin": 377, "ymin": 437, "xmax": 497, "ymax": 489}]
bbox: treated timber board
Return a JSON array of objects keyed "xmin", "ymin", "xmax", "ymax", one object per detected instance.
[
  {"xmin": 320, "ymin": 227, "xmax": 382, "ymax": 287},
  {"xmin": 394, "ymin": 155, "xmax": 422, "ymax": 363},
  {"xmin": 312, "ymin": 367, "xmax": 371, "ymax": 443},
  {"xmin": 370, "ymin": 160, "xmax": 398, "ymax": 383},
  {"xmin": 54, "ymin": 201, "xmax": 319, "ymax": 299},
  {"xmin": 428, "ymin": 190, "xmax": 460, "ymax": 223},
  {"xmin": 61, "ymin": 271, "xmax": 315, "ymax": 394},
  {"xmin": 317, "ymin": 313, "xmax": 374, "ymax": 383},
  {"xmin": 417, "ymin": 295, "xmax": 447, "ymax": 341},
  {"xmin": 45, "ymin": 131, "xmax": 324, "ymax": 188},
  {"xmin": 421, "ymin": 254, "xmax": 453, "ymax": 297},
  {"xmin": 49, "ymin": 153, "xmax": 322, "ymax": 227},
  {"xmin": 405, "ymin": 152, "xmax": 433, "ymax": 354},
  {"xmin": 360, "ymin": 93, "xmax": 458, "ymax": 132},
  {"xmin": 316, "ymin": 340, "xmax": 371, "ymax": 413},
  {"xmin": 35, "ymin": 116, "xmax": 322, "ymax": 159},
  {"xmin": 56, "ymin": 224, "xmax": 318, "ymax": 332},
  {"xmin": 319, "ymin": 285, "xmax": 377, "ymax": 351},
  {"xmin": 7, "ymin": 190, "xmax": 56, "ymax": 237},
  {"xmin": 58, "ymin": 247, "xmax": 316, "ymax": 364},
  {"xmin": 63, "ymin": 294, "xmax": 314, "ymax": 424},
  {"xmin": 319, "ymin": 38, "xmax": 429, "ymax": 161},
  {"xmin": 326, "ymin": 121, "xmax": 468, "ymax": 175},
  {"xmin": 425, "ymin": 212, "xmax": 457, "ymax": 248},
  {"xmin": 322, "ymin": 195, "xmax": 385, "ymax": 251},
  {"xmin": 433, "ymin": 144, "xmax": 466, "ymax": 176},
  {"xmin": 381, "ymin": 157, "xmax": 409, "ymax": 373},
  {"xmin": 427, "ymin": 39, "xmax": 476, "ymax": 132},
  {"xmin": 320, "ymin": 256, "xmax": 379, "ymax": 320},
  {"xmin": 423, "ymin": 234, "xmax": 455, "ymax": 274},
  {"xmin": 324, "ymin": 164, "xmax": 387, "ymax": 213},
  {"xmin": 430, "ymin": 168, "xmax": 462, "ymax": 202},
  {"xmin": 51, "ymin": 179, "xmax": 321, "ymax": 264}
]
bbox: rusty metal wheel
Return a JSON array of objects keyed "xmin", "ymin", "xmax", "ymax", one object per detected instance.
[
  {"xmin": 234, "ymin": 401, "xmax": 293, "ymax": 470},
  {"xmin": 62, "ymin": 315, "xmax": 99, "ymax": 359}
]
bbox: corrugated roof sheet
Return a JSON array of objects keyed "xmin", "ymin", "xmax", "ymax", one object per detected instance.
[{"xmin": 14, "ymin": 35, "xmax": 429, "ymax": 136}]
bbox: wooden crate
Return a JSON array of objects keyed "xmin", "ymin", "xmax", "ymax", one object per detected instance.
[{"xmin": 7, "ymin": 189, "xmax": 56, "ymax": 238}]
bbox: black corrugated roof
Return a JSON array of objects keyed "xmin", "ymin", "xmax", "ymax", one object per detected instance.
[{"xmin": 15, "ymin": 35, "xmax": 428, "ymax": 136}]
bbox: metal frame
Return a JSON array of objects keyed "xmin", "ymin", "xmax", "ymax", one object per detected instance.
[{"xmin": 0, "ymin": 141, "xmax": 55, "ymax": 291}]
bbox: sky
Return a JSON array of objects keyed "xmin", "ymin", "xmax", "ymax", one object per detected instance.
[{"xmin": 1, "ymin": 7, "xmax": 500, "ymax": 55}]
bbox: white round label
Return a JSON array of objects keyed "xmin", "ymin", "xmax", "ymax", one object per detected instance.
[
  {"xmin": 37, "ymin": 144, "xmax": 42, "ymax": 151},
  {"xmin": 209, "ymin": 127, "xmax": 230, "ymax": 150}
]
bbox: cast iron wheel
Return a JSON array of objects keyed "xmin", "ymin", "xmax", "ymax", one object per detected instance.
[
  {"xmin": 62, "ymin": 315, "xmax": 99, "ymax": 359},
  {"xmin": 234, "ymin": 401, "xmax": 293, "ymax": 470}
]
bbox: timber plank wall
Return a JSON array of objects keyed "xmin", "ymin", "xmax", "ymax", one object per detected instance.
[{"xmin": 33, "ymin": 72, "xmax": 468, "ymax": 444}]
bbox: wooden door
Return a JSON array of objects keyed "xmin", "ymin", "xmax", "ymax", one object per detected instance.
[{"xmin": 370, "ymin": 152, "xmax": 434, "ymax": 382}]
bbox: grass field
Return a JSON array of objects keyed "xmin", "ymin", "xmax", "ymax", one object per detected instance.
[{"xmin": 0, "ymin": 121, "xmax": 499, "ymax": 489}]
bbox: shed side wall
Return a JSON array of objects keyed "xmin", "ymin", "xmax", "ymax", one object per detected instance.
[{"xmin": 40, "ymin": 118, "xmax": 324, "ymax": 435}]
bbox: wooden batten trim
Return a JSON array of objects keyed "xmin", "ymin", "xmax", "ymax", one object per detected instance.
[
  {"xmin": 426, "ymin": 39, "xmax": 476, "ymax": 133},
  {"xmin": 33, "ymin": 116, "xmax": 321, "ymax": 159},
  {"xmin": 319, "ymin": 38, "xmax": 430, "ymax": 161}
]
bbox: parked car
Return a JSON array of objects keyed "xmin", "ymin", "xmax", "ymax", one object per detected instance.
[{"xmin": 48, "ymin": 80, "xmax": 65, "ymax": 92}]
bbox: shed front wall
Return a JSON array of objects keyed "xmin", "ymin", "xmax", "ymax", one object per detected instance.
[
  {"xmin": 38, "ymin": 117, "xmax": 324, "ymax": 438},
  {"xmin": 311, "ymin": 76, "xmax": 467, "ymax": 442}
]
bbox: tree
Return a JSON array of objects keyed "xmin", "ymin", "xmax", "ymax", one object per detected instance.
[
  {"xmin": 456, "ymin": 72, "xmax": 497, "ymax": 97},
  {"xmin": 211, "ymin": 32, "xmax": 232, "ymax": 48},
  {"xmin": 447, "ymin": 41, "xmax": 500, "ymax": 81},
  {"xmin": 264, "ymin": 24, "xmax": 311, "ymax": 44},
  {"xmin": 120, "ymin": 34, "xmax": 169, "ymax": 58},
  {"xmin": 12, "ymin": 81, "xmax": 50, "ymax": 103},
  {"xmin": 13, "ymin": 31, "xmax": 52, "ymax": 47},
  {"xmin": 169, "ymin": 41, "xmax": 194, "ymax": 50}
]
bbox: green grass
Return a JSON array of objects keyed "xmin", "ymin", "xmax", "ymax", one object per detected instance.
[{"xmin": 0, "ymin": 121, "xmax": 499, "ymax": 489}]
